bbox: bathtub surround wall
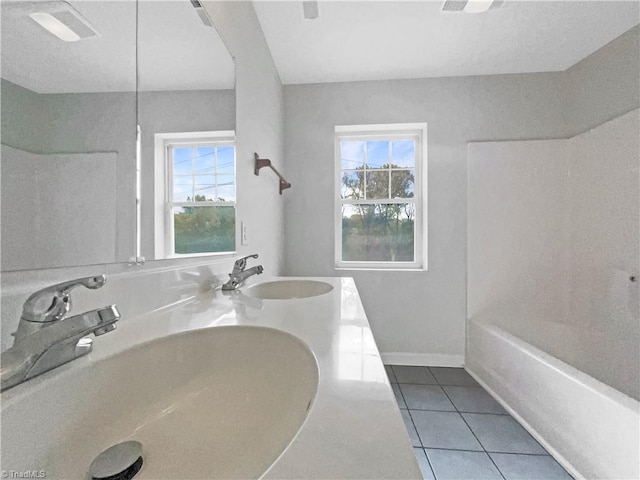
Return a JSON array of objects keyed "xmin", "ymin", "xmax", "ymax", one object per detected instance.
[
  {"xmin": 464, "ymin": 28, "xmax": 640, "ymax": 480},
  {"xmin": 1, "ymin": 147, "xmax": 117, "ymax": 271},
  {"xmin": 468, "ymin": 109, "xmax": 640, "ymax": 399},
  {"xmin": 466, "ymin": 139, "xmax": 568, "ymax": 320},
  {"xmin": 281, "ymin": 25, "xmax": 639, "ymax": 364}
]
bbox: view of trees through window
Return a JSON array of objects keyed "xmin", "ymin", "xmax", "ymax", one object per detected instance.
[
  {"xmin": 340, "ymin": 138, "xmax": 417, "ymax": 262},
  {"xmin": 173, "ymin": 204, "xmax": 235, "ymax": 254},
  {"xmin": 170, "ymin": 144, "xmax": 236, "ymax": 255}
]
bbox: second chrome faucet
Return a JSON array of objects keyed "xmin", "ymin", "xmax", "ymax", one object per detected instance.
[{"xmin": 222, "ymin": 254, "xmax": 264, "ymax": 291}]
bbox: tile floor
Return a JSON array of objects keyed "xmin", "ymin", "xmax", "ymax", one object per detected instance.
[{"xmin": 385, "ymin": 365, "xmax": 574, "ymax": 480}]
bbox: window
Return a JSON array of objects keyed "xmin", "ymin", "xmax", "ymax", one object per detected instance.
[
  {"xmin": 154, "ymin": 131, "xmax": 236, "ymax": 258},
  {"xmin": 335, "ymin": 123, "xmax": 427, "ymax": 270}
]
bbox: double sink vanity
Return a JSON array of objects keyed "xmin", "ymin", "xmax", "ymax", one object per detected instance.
[{"xmin": 1, "ymin": 270, "xmax": 420, "ymax": 479}]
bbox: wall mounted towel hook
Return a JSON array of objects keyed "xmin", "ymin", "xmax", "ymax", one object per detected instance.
[{"xmin": 254, "ymin": 153, "xmax": 291, "ymax": 195}]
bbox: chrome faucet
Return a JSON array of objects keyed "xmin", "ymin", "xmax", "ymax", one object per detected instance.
[
  {"xmin": 1, "ymin": 275, "xmax": 120, "ymax": 392},
  {"xmin": 222, "ymin": 254, "xmax": 264, "ymax": 291}
]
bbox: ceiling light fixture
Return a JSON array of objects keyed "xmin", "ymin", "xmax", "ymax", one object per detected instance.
[
  {"xmin": 441, "ymin": 0, "xmax": 503, "ymax": 13},
  {"xmin": 30, "ymin": 12, "xmax": 79, "ymax": 41},
  {"xmin": 463, "ymin": 0, "xmax": 495, "ymax": 13},
  {"xmin": 190, "ymin": 0, "xmax": 213, "ymax": 27},
  {"xmin": 29, "ymin": 2, "xmax": 99, "ymax": 42},
  {"xmin": 303, "ymin": 1, "xmax": 319, "ymax": 20}
]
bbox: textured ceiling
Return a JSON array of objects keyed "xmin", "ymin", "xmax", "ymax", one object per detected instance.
[
  {"xmin": 1, "ymin": 1, "xmax": 235, "ymax": 94},
  {"xmin": 253, "ymin": 0, "xmax": 640, "ymax": 84}
]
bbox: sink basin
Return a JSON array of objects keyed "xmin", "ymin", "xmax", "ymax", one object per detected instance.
[
  {"xmin": 1, "ymin": 326, "xmax": 318, "ymax": 479},
  {"xmin": 244, "ymin": 280, "xmax": 333, "ymax": 299}
]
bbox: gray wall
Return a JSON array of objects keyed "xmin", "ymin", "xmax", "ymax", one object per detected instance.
[
  {"xmin": 282, "ymin": 73, "xmax": 567, "ymax": 362},
  {"xmin": 281, "ymin": 26, "xmax": 640, "ymax": 361},
  {"xmin": 204, "ymin": 0, "xmax": 286, "ymax": 275},
  {"xmin": 1, "ymin": 80, "xmax": 45, "ymax": 152},
  {"xmin": 567, "ymin": 25, "xmax": 640, "ymax": 133}
]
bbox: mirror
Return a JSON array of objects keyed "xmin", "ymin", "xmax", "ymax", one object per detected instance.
[
  {"xmin": 1, "ymin": 0, "xmax": 138, "ymax": 271},
  {"xmin": 137, "ymin": 0, "xmax": 235, "ymax": 261},
  {"xmin": 0, "ymin": 0, "xmax": 235, "ymax": 271}
]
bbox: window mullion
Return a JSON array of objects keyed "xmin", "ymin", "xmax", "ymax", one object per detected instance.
[
  {"xmin": 388, "ymin": 141, "xmax": 392, "ymax": 199},
  {"xmin": 214, "ymin": 146, "xmax": 219, "ymax": 201},
  {"xmin": 173, "ymin": 201, "xmax": 235, "ymax": 207},
  {"xmin": 191, "ymin": 147, "xmax": 196, "ymax": 202},
  {"xmin": 340, "ymin": 198, "xmax": 415, "ymax": 206},
  {"xmin": 363, "ymin": 143, "xmax": 368, "ymax": 199}
]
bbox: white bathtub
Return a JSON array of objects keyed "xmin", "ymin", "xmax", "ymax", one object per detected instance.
[{"xmin": 466, "ymin": 317, "xmax": 640, "ymax": 480}]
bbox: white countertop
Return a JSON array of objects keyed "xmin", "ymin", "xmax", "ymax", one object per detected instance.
[{"xmin": 2, "ymin": 276, "xmax": 421, "ymax": 479}]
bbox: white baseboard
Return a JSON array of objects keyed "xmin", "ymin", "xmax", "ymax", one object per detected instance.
[{"xmin": 380, "ymin": 352, "xmax": 465, "ymax": 367}]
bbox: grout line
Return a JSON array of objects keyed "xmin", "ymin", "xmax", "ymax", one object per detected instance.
[
  {"xmin": 401, "ymin": 404, "xmax": 509, "ymax": 415},
  {"xmin": 421, "ymin": 445, "xmax": 485, "ymax": 454},
  {"xmin": 445, "ymin": 409, "xmax": 511, "ymax": 417},
  {"xmin": 440, "ymin": 382, "xmax": 507, "ymax": 480},
  {"xmin": 397, "ymin": 381, "xmax": 420, "ymax": 445},
  {"xmin": 392, "ymin": 367, "xmax": 437, "ymax": 479},
  {"xmin": 395, "ymin": 382, "xmax": 440, "ymax": 386},
  {"xmin": 402, "ymin": 407, "xmax": 456, "ymax": 413},
  {"xmin": 483, "ymin": 451, "xmax": 554, "ymax": 457},
  {"xmin": 423, "ymin": 446, "xmax": 552, "ymax": 456}
]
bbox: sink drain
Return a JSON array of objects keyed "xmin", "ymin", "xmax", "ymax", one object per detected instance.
[{"xmin": 89, "ymin": 441, "xmax": 143, "ymax": 480}]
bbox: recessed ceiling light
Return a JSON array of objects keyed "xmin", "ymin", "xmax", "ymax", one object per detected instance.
[{"xmin": 29, "ymin": 2, "xmax": 99, "ymax": 42}]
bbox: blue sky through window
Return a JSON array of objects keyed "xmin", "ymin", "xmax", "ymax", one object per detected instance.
[
  {"xmin": 392, "ymin": 140, "xmax": 415, "ymax": 167},
  {"xmin": 366, "ymin": 141, "xmax": 388, "ymax": 168},
  {"xmin": 194, "ymin": 147, "xmax": 214, "ymax": 174},
  {"xmin": 217, "ymin": 146, "xmax": 235, "ymax": 174},
  {"xmin": 341, "ymin": 141, "xmax": 365, "ymax": 169},
  {"xmin": 171, "ymin": 144, "xmax": 236, "ymax": 202},
  {"xmin": 172, "ymin": 147, "xmax": 192, "ymax": 175}
]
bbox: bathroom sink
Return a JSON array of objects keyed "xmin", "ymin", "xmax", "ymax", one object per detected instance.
[
  {"xmin": 1, "ymin": 326, "xmax": 318, "ymax": 479},
  {"xmin": 243, "ymin": 280, "xmax": 334, "ymax": 299}
]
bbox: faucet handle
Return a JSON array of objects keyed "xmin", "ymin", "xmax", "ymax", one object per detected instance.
[
  {"xmin": 232, "ymin": 254, "xmax": 259, "ymax": 273},
  {"xmin": 21, "ymin": 275, "xmax": 107, "ymax": 323}
]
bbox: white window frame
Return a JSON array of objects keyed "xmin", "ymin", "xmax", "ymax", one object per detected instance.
[
  {"xmin": 334, "ymin": 123, "xmax": 428, "ymax": 271},
  {"xmin": 154, "ymin": 130, "xmax": 236, "ymax": 259}
]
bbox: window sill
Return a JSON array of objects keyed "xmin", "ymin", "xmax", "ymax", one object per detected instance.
[
  {"xmin": 167, "ymin": 251, "xmax": 236, "ymax": 260},
  {"xmin": 335, "ymin": 267, "xmax": 428, "ymax": 272}
]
